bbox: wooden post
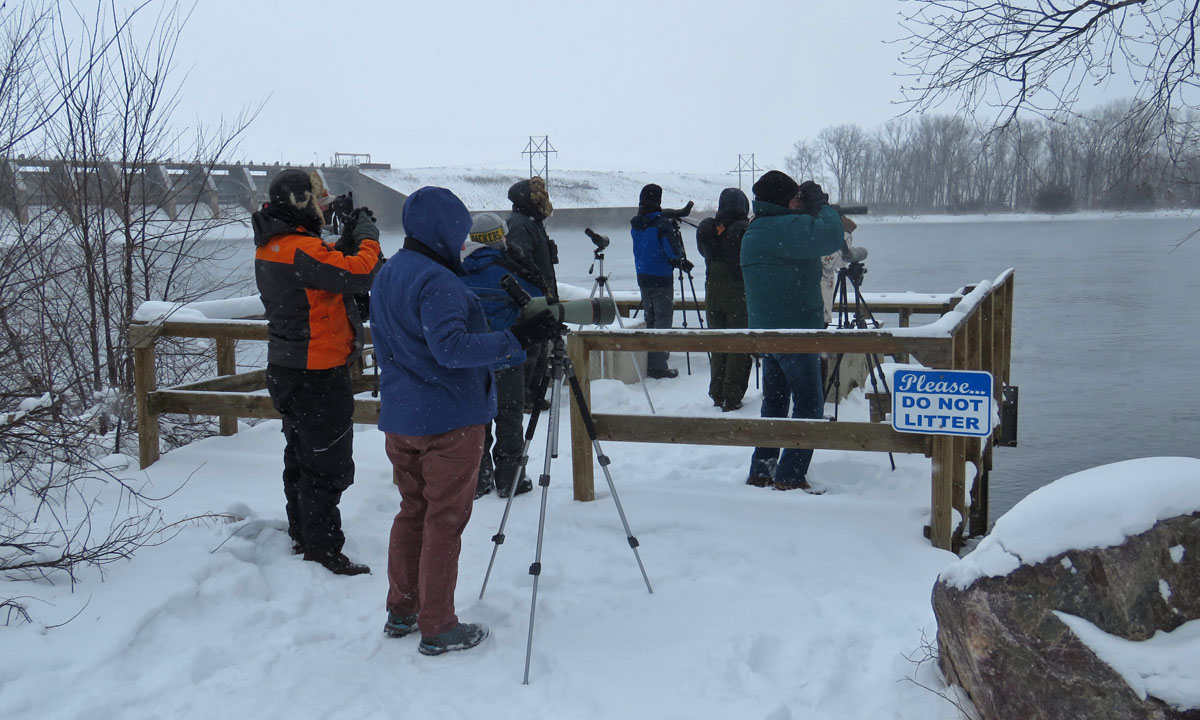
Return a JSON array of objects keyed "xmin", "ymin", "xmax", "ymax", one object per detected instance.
[
  {"xmin": 1002, "ymin": 274, "xmax": 1015, "ymax": 387},
  {"xmin": 215, "ymin": 338, "xmax": 237, "ymax": 436},
  {"xmin": 950, "ymin": 324, "xmax": 969, "ymax": 542},
  {"xmin": 134, "ymin": 344, "xmax": 159, "ymax": 469},
  {"xmin": 928, "ymin": 325, "xmax": 957, "ymax": 550},
  {"xmin": 568, "ymin": 333, "xmax": 595, "ymax": 501},
  {"xmin": 930, "ymin": 434, "xmax": 954, "ymax": 551}
]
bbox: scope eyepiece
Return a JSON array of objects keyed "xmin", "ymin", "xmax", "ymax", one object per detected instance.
[
  {"xmin": 584, "ymin": 228, "xmax": 610, "ymax": 250},
  {"xmin": 660, "ymin": 200, "xmax": 694, "ymax": 220},
  {"xmin": 499, "ymin": 274, "xmax": 533, "ymax": 309}
]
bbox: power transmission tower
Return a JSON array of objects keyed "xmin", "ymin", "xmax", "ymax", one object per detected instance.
[
  {"xmin": 730, "ymin": 153, "xmax": 758, "ymax": 192},
  {"xmin": 522, "ymin": 135, "xmax": 557, "ymax": 186}
]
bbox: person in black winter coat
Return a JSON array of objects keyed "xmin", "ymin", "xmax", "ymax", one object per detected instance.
[
  {"xmin": 252, "ymin": 169, "xmax": 382, "ymax": 576},
  {"xmin": 696, "ymin": 187, "xmax": 752, "ymax": 410},
  {"xmin": 506, "ymin": 176, "xmax": 559, "ymax": 409}
]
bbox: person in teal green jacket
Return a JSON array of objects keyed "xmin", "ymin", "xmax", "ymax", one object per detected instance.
[{"xmin": 740, "ymin": 170, "xmax": 844, "ymax": 492}]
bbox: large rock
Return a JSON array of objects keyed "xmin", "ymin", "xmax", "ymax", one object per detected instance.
[{"xmin": 933, "ymin": 512, "xmax": 1200, "ymax": 720}]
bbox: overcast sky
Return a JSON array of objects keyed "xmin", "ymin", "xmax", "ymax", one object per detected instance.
[{"xmin": 161, "ymin": 0, "xmax": 915, "ymax": 173}]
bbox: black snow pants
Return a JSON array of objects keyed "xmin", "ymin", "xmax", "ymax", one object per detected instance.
[
  {"xmin": 478, "ymin": 364, "xmax": 527, "ymax": 494},
  {"xmin": 265, "ymin": 363, "xmax": 356, "ymax": 557}
]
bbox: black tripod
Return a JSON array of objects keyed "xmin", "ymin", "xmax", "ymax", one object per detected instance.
[
  {"xmin": 824, "ymin": 261, "xmax": 895, "ymax": 470},
  {"xmin": 670, "ymin": 217, "xmax": 706, "ymax": 374},
  {"xmin": 478, "ymin": 331, "xmax": 653, "ymax": 684}
]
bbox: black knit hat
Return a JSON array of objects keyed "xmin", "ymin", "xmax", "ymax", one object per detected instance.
[
  {"xmin": 752, "ymin": 170, "xmax": 800, "ymax": 207},
  {"xmin": 639, "ymin": 183, "xmax": 663, "ymax": 213}
]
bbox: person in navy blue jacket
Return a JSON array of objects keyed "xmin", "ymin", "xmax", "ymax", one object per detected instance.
[
  {"xmin": 460, "ymin": 212, "xmax": 544, "ymax": 499},
  {"xmin": 370, "ymin": 187, "xmax": 560, "ymax": 656},
  {"xmin": 630, "ymin": 183, "xmax": 690, "ymax": 379}
]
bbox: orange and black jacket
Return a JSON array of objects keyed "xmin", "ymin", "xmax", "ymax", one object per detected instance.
[{"xmin": 252, "ymin": 210, "xmax": 382, "ymax": 370}]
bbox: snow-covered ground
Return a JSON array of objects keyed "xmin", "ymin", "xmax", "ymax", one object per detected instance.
[{"xmin": 4, "ymin": 358, "xmax": 970, "ymax": 719}]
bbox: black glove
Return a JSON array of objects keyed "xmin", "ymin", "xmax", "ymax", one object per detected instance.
[
  {"xmin": 679, "ymin": 258, "xmax": 695, "ymax": 274},
  {"xmin": 797, "ymin": 181, "xmax": 829, "ymax": 215},
  {"xmin": 509, "ymin": 309, "xmax": 562, "ymax": 349},
  {"xmin": 351, "ymin": 210, "xmax": 380, "ymax": 243}
]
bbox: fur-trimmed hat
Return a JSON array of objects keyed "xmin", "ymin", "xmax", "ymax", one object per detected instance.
[
  {"xmin": 528, "ymin": 176, "xmax": 553, "ymax": 218},
  {"xmin": 639, "ymin": 183, "xmax": 663, "ymax": 214},
  {"xmin": 469, "ymin": 212, "xmax": 508, "ymax": 245},
  {"xmin": 268, "ymin": 169, "xmax": 328, "ymax": 229},
  {"xmin": 752, "ymin": 170, "xmax": 800, "ymax": 207}
]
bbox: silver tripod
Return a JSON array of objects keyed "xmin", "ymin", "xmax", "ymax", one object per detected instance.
[
  {"xmin": 582, "ymin": 228, "xmax": 655, "ymax": 413},
  {"xmin": 478, "ymin": 331, "xmax": 653, "ymax": 684}
]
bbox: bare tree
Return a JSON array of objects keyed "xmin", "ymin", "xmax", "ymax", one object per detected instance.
[
  {"xmin": 784, "ymin": 139, "xmax": 826, "ymax": 186},
  {"xmin": 1, "ymin": 0, "xmax": 257, "ymax": 624},
  {"xmin": 817, "ymin": 124, "xmax": 869, "ymax": 203},
  {"xmin": 898, "ymin": 1, "xmax": 1200, "ymax": 134}
]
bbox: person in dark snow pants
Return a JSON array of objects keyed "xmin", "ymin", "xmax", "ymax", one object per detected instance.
[{"xmin": 253, "ymin": 169, "xmax": 381, "ymax": 576}]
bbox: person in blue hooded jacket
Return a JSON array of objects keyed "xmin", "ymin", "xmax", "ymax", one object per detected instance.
[
  {"xmin": 460, "ymin": 211, "xmax": 544, "ymax": 500},
  {"xmin": 370, "ymin": 187, "xmax": 561, "ymax": 656},
  {"xmin": 740, "ymin": 171, "xmax": 844, "ymax": 493},
  {"xmin": 630, "ymin": 183, "xmax": 690, "ymax": 379}
]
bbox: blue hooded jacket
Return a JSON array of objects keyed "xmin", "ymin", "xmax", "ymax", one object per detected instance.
[
  {"xmin": 370, "ymin": 187, "xmax": 524, "ymax": 436},
  {"xmin": 630, "ymin": 211, "xmax": 682, "ymax": 286},
  {"xmin": 460, "ymin": 242, "xmax": 543, "ymax": 370}
]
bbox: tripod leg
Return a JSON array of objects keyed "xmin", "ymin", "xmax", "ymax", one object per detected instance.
[
  {"xmin": 587, "ymin": 279, "xmax": 605, "ymax": 377},
  {"xmin": 564, "ymin": 363, "xmax": 653, "ymax": 594},
  {"xmin": 523, "ymin": 351, "xmax": 568, "ymax": 685},
  {"xmin": 824, "ymin": 353, "xmax": 844, "ymax": 421},
  {"xmin": 479, "ymin": 367, "xmax": 553, "ymax": 600},
  {"xmin": 862, "ymin": 352, "xmax": 896, "ymax": 471},
  {"xmin": 677, "ymin": 269, "xmax": 691, "ymax": 374},
  {"xmin": 602, "ymin": 280, "xmax": 656, "ymax": 414}
]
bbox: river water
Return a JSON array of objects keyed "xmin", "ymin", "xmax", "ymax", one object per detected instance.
[{"xmin": 222, "ymin": 213, "xmax": 1200, "ymax": 518}]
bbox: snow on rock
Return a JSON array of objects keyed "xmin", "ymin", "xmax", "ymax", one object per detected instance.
[
  {"xmin": 1054, "ymin": 613, "xmax": 1200, "ymax": 711},
  {"xmin": 940, "ymin": 457, "xmax": 1200, "ymax": 590}
]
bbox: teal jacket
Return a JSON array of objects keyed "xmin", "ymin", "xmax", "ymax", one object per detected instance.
[{"xmin": 740, "ymin": 201, "xmax": 844, "ymax": 330}]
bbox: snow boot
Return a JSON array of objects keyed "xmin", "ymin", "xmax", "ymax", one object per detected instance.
[
  {"xmin": 303, "ymin": 550, "xmax": 370, "ymax": 576},
  {"xmin": 384, "ymin": 610, "xmax": 419, "ymax": 638},
  {"xmin": 772, "ymin": 479, "xmax": 825, "ymax": 495},
  {"xmin": 418, "ymin": 622, "xmax": 490, "ymax": 656},
  {"xmin": 498, "ymin": 476, "xmax": 534, "ymax": 498}
]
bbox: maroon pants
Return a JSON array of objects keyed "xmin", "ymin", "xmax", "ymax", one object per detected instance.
[{"xmin": 384, "ymin": 425, "xmax": 484, "ymax": 637}]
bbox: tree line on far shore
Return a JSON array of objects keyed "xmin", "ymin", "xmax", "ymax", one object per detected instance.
[{"xmin": 786, "ymin": 101, "xmax": 1200, "ymax": 214}]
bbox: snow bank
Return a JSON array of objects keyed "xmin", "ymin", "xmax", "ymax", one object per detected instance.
[
  {"xmin": 364, "ymin": 167, "xmax": 744, "ymax": 212},
  {"xmin": 133, "ymin": 296, "xmax": 265, "ymax": 323}
]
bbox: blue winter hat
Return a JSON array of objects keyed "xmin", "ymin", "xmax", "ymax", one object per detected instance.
[{"xmin": 402, "ymin": 186, "xmax": 473, "ymax": 269}]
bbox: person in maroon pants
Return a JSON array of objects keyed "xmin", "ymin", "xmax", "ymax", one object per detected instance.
[{"xmin": 369, "ymin": 186, "xmax": 560, "ymax": 655}]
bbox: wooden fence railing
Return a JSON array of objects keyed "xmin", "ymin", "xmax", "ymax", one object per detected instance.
[
  {"xmin": 131, "ymin": 273, "xmax": 1012, "ymax": 551},
  {"xmin": 566, "ymin": 270, "xmax": 1014, "ymax": 551}
]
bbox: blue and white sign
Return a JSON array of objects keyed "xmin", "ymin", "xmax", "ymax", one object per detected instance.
[{"xmin": 891, "ymin": 369, "xmax": 993, "ymax": 437}]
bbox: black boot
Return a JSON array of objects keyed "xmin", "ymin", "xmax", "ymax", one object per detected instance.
[{"xmin": 303, "ymin": 550, "xmax": 370, "ymax": 576}]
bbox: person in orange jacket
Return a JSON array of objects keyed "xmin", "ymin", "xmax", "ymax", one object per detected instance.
[{"xmin": 252, "ymin": 169, "xmax": 382, "ymax": 575}]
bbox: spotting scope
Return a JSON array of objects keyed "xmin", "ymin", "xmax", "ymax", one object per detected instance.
[{"xmin": 500, "ymin": 274, "xmax": 617, "ymax": 327}]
